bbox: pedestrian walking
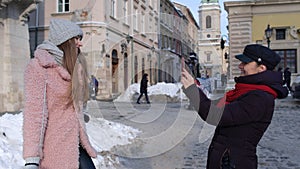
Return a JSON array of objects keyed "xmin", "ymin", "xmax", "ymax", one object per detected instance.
[
  {"xmin": 137, "ymin": 73, "xmax": 150, "ymax": 104},
  {"xmin": 90, "ymin": 75, "xmax": 99, "ymax": 98},
  {"xmin": 221, "ymin": 73, "xmax": 227, "ymax": 87},
  {"xmin": 283, "ymin": 67, "xmax": 293, "ymax": 92},
  {"xmin": 181, "ymin": 44, "xmax": 288, "ymax": 169},
  {"xmin": 23, "ymin": 18, "xmax": 97, "ymax": 169}
]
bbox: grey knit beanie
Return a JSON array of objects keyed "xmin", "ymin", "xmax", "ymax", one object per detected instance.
[{"xmin": 49, "ymin": 18, "xmax": 83, "ymax": 46}]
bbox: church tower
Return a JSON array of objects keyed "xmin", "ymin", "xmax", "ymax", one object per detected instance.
[
  {"xmin": 199, "ymin": 0, "xmax": 221, "ymax": 41},
  {"xmin": 198, "ymin": 0, "xmax": 226, "ymax": 91}
]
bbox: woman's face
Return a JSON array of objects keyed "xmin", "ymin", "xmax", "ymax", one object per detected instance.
[
  {"xmin": 74, "ymin": 36, "xmax": 82, "ymax": 55},
  {"xmin": 238, "ymin": 61, "xmax": 266, "ymax": 76},
  {"xmin": 75, "ymin": 36, "xmax": 83, "ymax": 48}
]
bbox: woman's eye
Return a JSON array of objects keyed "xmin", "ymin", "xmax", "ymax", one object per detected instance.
[{"xmin": 75, "ymin": 36, "xmax": 82, "ymax": 40}]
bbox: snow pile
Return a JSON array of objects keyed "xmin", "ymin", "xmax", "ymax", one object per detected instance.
[
  {"xmin": 0, "ymin": 113, "xmax": 140, "ymax": 169},
  {"xmin": 114, "ymin": 82, "xmax": 187, "ymax": 102}
]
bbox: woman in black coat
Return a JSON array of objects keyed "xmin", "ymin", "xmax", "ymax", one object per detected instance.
[{"xmin": 181, "ymin": 44, "xmax": 288, "ymax": 169}]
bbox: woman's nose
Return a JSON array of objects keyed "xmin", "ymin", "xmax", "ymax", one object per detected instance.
[{"xmin": 76, "ymin": 41, "xmax": 83, "ymax": 48}]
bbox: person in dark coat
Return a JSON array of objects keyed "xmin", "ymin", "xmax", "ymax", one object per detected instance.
[
  {"xmin": 91, "ymin": 75, "xmax": 99, "ymax": 96},
  {"xmin": 283, "ymin": 67, "xmax": 293, "ymax": 92},
  {"xmin": 181, "ymin": 44, "xmax": 288, "ymax": 169},
  {"xmin": 137, "ymin": 73, "xmax": 150, "ymax": 104}
]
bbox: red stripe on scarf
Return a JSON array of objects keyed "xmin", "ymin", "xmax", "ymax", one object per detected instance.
[{"xmin": 217, "ymin": 83, "xmax": 277, "ymax": 107}]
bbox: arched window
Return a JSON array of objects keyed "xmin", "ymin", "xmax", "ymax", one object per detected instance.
[
  {"xmin": 112, "ymin": 49, "xmax": 118, "ymax": 65},
  {"xmin": 206, "ymin": 15, "xmax": 211, "ymax": 29}
]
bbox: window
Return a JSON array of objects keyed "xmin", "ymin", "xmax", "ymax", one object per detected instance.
[
  {"xmin": 141, "ymin": 13, "xmax": 145, "ymax": 33},
  {"xmin": 276, "ymin": 29, "xmax": 286, "ymax": 40},
  {"xmin": 134, "ymin": 8, "xmax": 138, "ymax": 30},
  {"xmin": 206, "ymin": 15, "xmax": 211, "ymax": 29},
  {"xmin": 58, "ymin": 0, "xmax": 69, "ymax": 13},
  {"xmin": 123, "ymin": 0, "xmax": 128, "ymax": 24},
  {"xmin": 111, "ymin": 0, "xmax": 117, "ymax": 18},
  {"xmin": 142, "ymin": 58, "xmax": 145, "ymax": 75},
  {"xmin": 275, "ymin": 49, "xmax": 297, "ymax": 73},
  {"xmin": 207, "ymin": 54, "xmax": 211, "ymax": 62},
  {"xmin": 164, "ymin": 35, "xmax": 168, "ymax": 49},
  {"xmin": 149, "ymin": 17, "xmax": 152, "ymax": 33},
  {"xmin": 134, "ymin": 56, "xmax": 138, "ymax": 82}
]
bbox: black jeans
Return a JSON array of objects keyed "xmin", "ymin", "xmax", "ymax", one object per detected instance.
[
  {"xmin": 137, "ymin": 92, "xmax": 150, "ymax": 103},
  {"xmin": 79, "ymin": 145, "xmax": 96, "ymax": 169}
]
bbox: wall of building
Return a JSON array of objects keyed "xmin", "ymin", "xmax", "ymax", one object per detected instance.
[
  {"xmin": 198, "ymin": 1, "xmax": 224, "ymax": 84},
  {"xmin": 225, "ymin": 0, "xmax": 300, "ymax": 82},
  {"xmin": 28, "ymin": 0, "xmax": 159, "ymax": 100},
  {"xmin": 0, "ymin": 1, "xmax": 38, "ymax": 112}
]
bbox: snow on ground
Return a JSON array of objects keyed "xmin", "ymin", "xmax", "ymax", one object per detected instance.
[
  {"xmin": 0, "ymin": 82, "xmax": 211, "ymax": 169},
  {"xmin": 0, "ymin": 113, "xmax": 140, "ymax": 169}
]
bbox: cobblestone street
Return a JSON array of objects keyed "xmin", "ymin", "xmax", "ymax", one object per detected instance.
[
  {"xmin": 179, "ymin": 96, "xmax": 300, "ymax": 169},
  {"xmin": 89, "ymin": 95, "xmax": 300, "ymax": 169}
]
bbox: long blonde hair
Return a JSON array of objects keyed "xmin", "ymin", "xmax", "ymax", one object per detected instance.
[
  {"xmin": 58, "ymin": 38, "xmax": 89, "ymax": 106},
  {"xmin": 72, "ymin": 53, "xmax": 90, "ymax": 105}
]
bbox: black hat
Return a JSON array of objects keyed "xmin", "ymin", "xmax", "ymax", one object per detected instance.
[{"xmin": 235, "ymin": 44, "xmax": 281, "ymax": 70}]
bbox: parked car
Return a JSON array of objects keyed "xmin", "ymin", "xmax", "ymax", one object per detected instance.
[{"xmin": 291, "ymin": 75, "xmax": 300, "ymax": 99}]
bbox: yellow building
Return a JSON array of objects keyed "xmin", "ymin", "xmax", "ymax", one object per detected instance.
[{"xmin": 225, "ymin": 0, "xmax": 300, "ymax": 82}]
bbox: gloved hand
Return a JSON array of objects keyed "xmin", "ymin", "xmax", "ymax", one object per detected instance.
[{"xmin": 24, "ymin": 164, "xmax": 39, "ymax": 169}]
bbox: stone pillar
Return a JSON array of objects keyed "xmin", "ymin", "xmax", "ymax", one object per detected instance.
[{"xmin": 0, "ymin": 1, "xmax": 40, "ymax": 113}]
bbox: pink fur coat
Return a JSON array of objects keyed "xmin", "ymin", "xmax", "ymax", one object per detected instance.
[{"xmin": 23, "ymin": 49, "xmax": 97, "ymax": 169}]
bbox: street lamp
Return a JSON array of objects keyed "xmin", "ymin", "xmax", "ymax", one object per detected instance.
[
  {"xmin": 126, "ymin": 34, "xmax": 133, "ymax": 44},
  {"xmin": 265, "ymin": 24, "xmax": 272, "ymax": 48}
]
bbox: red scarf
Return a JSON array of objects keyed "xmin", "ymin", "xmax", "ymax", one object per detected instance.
[{"xmin": 217, "ymin": 83, "xmax": 277, "ymax": 107}]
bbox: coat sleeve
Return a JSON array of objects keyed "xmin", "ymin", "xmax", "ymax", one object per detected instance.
[
  {"xmin": 23, "ymin": 59, "xmax": 47, "ymax": 159},
  {"xmin": 183, "ymin": 84, "xmax": 274, "ymax": 127},
  {"xmin": 183, "ymin": 84, "xmax": 212, "ymax": 121}
]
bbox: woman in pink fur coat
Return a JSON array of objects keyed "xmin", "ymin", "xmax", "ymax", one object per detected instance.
[{"xmin": 23, "ymin": 19, "xmax": 97, "ymax": 169}]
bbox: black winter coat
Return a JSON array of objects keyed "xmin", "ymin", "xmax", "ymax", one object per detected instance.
[
  {"xmin": 140, "ymin": 75, "xmax": 148, "ymax": 93},
  {"xmin": 183, "ymin": 71, "xmax": 288, "ymax": 169}
]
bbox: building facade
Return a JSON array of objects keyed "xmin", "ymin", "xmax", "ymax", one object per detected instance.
[
  {"xmin": 28, "ymin": 0, "xmax": 199, "ymax": 100},
  {"xmin": 174, "ymin": 2, "xmax": 201, "ymax": 79},
  {"xmin": 0, "ymin": 0, "xmax": 41, "ymax": 112},
  {"xmin": 225, "ymin": 0, "xmax": 300, "ymax": 82},
  {"xmin": 198, "ymin": 0, "xmax": 228, "ymax": 91},
  {"xmin": 159, "ymin": 1, "xmax": 199, "ymax": 83},
  {"xmin": 0, "ymin": 0, "xmax": 201, "ymax": 112},
  {"xmin": 28, "ymin": 0, "xmax": 159, "ymax": 100}
]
